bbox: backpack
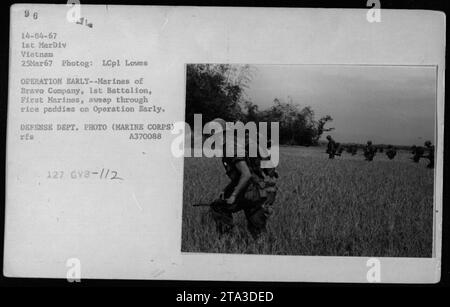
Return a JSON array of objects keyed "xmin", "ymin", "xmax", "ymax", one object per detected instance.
[{"xmin": 239, "ymin": 135, "xmax": 278, "ymax": 204}]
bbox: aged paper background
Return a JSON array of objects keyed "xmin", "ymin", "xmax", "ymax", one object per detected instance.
[{"xmin": 5, "ymin": 5, "xmax": 445, "ymax": 282}]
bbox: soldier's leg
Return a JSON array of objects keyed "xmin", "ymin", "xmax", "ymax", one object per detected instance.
[
  {"xmin": 244, "ymin": 202, "xmax": 268, "ymax": 239},
  {"xmin": 210, "ymin": 204, "xmax": 234, "ymax": 234}
]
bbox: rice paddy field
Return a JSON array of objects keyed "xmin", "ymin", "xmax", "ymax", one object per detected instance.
[{"xmin": 181, "ymin": 146, "xmax": 434, "ymax": 257}]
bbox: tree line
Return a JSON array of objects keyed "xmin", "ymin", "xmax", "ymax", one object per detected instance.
[{"xmin": 185, "ymin": 64, "xmax": 334, "ymax": 146}]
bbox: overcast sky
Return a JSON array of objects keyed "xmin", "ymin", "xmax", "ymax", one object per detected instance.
[{"xmin": 245, "ymin": 65, "xmax": 436, "ymax": 146}]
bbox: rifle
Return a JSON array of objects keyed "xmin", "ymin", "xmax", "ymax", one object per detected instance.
[
  {"xmin": 193, "ymin": 203, "xmax": 213, "ymax": 207},
  {"xmin": 193, "ymin": 199, "xmax": 227, "ymax": 208}
]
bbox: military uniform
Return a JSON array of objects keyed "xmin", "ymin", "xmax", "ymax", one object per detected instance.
[
  {"xmin": 364, "ymin": 142, "xmax": 376, "ymax": 161},
  {"xmin": 210, "ymin": 154, "xmax": 277, "ymax": 239},
  {"xmin": 385, "ymin": 146, "xmax": 397, "ymax": 160},
  {"xmin": 412, "ymin": 146, "xmax": 424, "ymax": 163},
  {"xmin": 326, "ymin": 137, "xmax": 337, "ymax": 159}
]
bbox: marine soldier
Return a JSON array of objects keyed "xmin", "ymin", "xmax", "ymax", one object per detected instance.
[
  {"xmin": 411, "ymin": 145, "xmax": 424, "ymax": 163},
  {"xmin": 424, "ymin": 141, "xmax": 435, "ymax": 169},
  {"xmin": 364, "ymin": 141, "xmax": 376, "ymax": 161},
  {"xmin": 206, "ymin": 118, "xmax": 278, "ymax": 239},
  {"xmin": 385, "ymin": 145, "xmax": 397, "ymax": 160},
  {"xmin": 326, "ymin": 135, "xmax": 338, "ymax": 159}
]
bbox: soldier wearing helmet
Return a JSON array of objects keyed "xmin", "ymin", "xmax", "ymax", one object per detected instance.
[
  {"xmin": 326, "ymin": 135, "xmax": 338, "ymax": 159},
  {"xmin": 205, "ymin": 118, "xmax": 278, "ymax": 239}
]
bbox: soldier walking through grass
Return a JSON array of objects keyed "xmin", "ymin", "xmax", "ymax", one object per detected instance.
[
  {"xmin": 205, "ymin": 118, "xmax": 278, "ymax": 239},
  {"xmin": 411, "ymin": 145, "xmax": 425, "ymax": 163},
  {"xmin": 364, "ymin": 140, "xmax": 377, "ymax": 161},
  {"xmin": 326, "ymin": 135, "xmax": 338, "ymax": 159}
]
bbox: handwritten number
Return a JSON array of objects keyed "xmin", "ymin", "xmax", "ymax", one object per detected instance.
[
  {"xmin": 24, "ymin": 10, "xmax": 38, "ymax": 19},
  {"xmin": 110, "ymin": 171, "xmax": 123, "ymax": 180}
]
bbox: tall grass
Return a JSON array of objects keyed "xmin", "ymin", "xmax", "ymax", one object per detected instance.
[{"xmin": 181, "ymin": 147, "xmax": 433, "ymax": 257}]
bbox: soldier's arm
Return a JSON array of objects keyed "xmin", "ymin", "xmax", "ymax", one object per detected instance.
[{"xmin": 230, "ymin": 161, "xmax": 252, "ymax": 198}]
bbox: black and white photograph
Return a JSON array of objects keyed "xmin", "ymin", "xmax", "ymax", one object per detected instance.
[
  {"xmin": 182, "ymin": 64, "xmax": 436, "ymax": 257},
  {"xmin": 2, "ymin": 3, "xmax": 446, "ymax": 286}
]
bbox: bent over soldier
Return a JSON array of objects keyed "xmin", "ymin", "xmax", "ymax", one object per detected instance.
[
  {"xmin": 364, "ymin": 141, "xmax": 376, "ymax": 161},
  {"xmin": 208, "ymin": 118, "xmax": 278, "ymax": 239},
  {"xmin": 411, "ymin": 145, "xmax": 425, "ymax": 163},
  {"xmin": 385, "ymin": 145, "xmax": 397, "ymax": 160}
]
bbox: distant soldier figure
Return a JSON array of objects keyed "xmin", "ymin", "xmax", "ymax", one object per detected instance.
[
  {"xmin": 326, "ymin": 135, "xmax": 338, "ymax": 159},
  {"xmin": 378, "ymin": 146, "xmax": 384, "ymax": 153},
  {"xmin": 205, "ymin": 118, "xmax": 278, "ymax": 239},
  {"xmin": 385, "ymin": 145, "xmax": 397, "ymax": 160},
  {"xmin": 364, "ymin": 141, "xmax": 376, "ymax": 161},
  {"xmin": 411, "ymin": 145, "xmax": 424, "ymax": 163},
  {"xmin": 424, "ymin": 140, "xmax": 435, "ymax": 169},
  {"xmin": 351, "ymin": 144, "xmax": 358, "ymax": 156}
]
